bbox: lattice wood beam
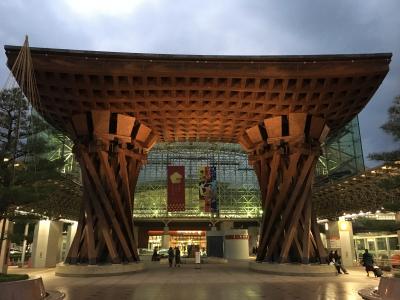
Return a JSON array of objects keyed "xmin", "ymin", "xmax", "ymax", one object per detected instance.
[
  {"xmin": 240, "ymin": 113, "xmax": 329, "ymax": 263},
  {"xmin": 4, "ymin": 46, "xmax": 391, "ymax": 143},
  {"xmin": 65, "ymin": 110, "xmax": 156, "ymax": 264}
]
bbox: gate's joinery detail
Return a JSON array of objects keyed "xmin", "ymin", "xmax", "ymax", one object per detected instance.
[
  {"xmin": 65, "ymin": 110, "xmax": 156, "ymax": 264},
  {"xmin": 240, "ymin": 113, "xmax": 328, "ymax": 263}
]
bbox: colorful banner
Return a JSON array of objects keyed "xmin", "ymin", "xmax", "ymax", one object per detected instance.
[
  {"xmin": 199, "ymin": 166, "xmax": 217, "ymax": 213},
  {"xmin": 167, "ymin": 166, "xmax": 185, "ymax": 211}
]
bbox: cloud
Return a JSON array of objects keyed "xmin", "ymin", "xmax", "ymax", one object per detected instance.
[
  {"xmin": 0, "ymin": 0, "xmax": 399, "ymax": 167},
  {"xmin": 63, "ymin": 0, "xmax": 151, "ymax": 18}
]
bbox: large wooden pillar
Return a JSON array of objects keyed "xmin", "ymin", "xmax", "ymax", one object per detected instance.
[
  {"xmin": 65, "ymin": 111, "xmax": 156, "ymax": 264},
  {"xmin": 239, "ymin": 113, "xmax": 329, "ymax": 264}
]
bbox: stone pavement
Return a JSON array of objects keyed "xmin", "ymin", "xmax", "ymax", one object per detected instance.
[{"xmin": 8, "ymin": 262, "xmax": 381, "ymax": 300}]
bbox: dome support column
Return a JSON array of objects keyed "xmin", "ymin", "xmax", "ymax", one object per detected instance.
[
  {"xmin": 239, "ymin": 113, "xmax": 329, "ymax": 264},
  {"xmin": 64, "ymin": 110, "xmax": 156, "ymax": 265}
]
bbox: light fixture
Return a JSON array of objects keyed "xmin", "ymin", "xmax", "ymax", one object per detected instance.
[
  {"xmin": 340, "ymin": 222, "xmax": 348, "ymax": 231},
  {"xmin": 3, "ymin": 158, "xmax": 9, "ymax": 162}
]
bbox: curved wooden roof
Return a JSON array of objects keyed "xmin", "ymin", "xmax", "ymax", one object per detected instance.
[{"xmin": 4, "ymin": 46, "xmax": 391, "ymax": 142}]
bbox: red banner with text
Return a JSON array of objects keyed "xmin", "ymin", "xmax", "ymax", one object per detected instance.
[{"xmin": 167, "ymin": 166, "xmax": 185, "ymax": 211}]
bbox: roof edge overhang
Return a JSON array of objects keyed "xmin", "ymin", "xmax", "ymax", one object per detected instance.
[{"xmin": 4, "ymin": 45, "xmax": 392, "ymax": 63}]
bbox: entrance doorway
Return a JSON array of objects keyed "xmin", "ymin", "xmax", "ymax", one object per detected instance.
[{"xmin": 148, "ymin": 230, "xmax": 206, "ymax": 255}]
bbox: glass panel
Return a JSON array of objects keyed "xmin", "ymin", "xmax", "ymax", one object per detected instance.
[
  {"xmin": 376, "ymin": 238, "xmax": 387, "ymax": 250},
  {"xmin": 355, "ymin": 239, "xmax": 365, "ymax": 251},
  {"xmin": 315, "ymin": 117, "xmax": 364, "ymax": 186},
  {"xmin": 134, "ymin": 142, "xmax": 261, "ymax": 219},
  {"xmin": 367, "ymin": 240, "xmax": 375, "ymax": 251},
  {"xmin": 388, "ymin": 237, "xmax": 399, "ymax": 250}
]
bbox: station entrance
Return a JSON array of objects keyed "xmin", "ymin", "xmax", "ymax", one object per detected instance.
[
  {"xmin": 4, "ymin": 41, "xmax": 390, "ymax": 271},
  {"xmin": 148, "ymin": 230, "xmax": 206, "ymax": 255}
]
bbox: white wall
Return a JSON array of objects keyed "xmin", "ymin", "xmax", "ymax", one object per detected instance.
[
  {"xmin": 31, "ymin": 220, "xmax": 63, "ymax": 268},
  {"xmin": 326, "ymin": 220, "xmax": 355, "ymax": 266},
  {"xmin": 0, "ymin": 219, "xmax": 13, "ymax": 274},
  {"xmin": 224, "ymin": 229, "xmax": 249, "ymax": 260},
  {"xmin": 338, "ymin": 221, "xmax": 355, "ymax": 267}
]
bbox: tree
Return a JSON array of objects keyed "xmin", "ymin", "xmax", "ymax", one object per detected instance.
[
  {"xmin": 0, "ymin": 88, "xmax": 65, "ymax": 216},
  {"xmin": 368, "ymin": 95, "xmax": 400, "ymax": 212},
  {"xmin": 0, "ymin": 88, "xmax": 64, "ymax": 274},
  {"xmin": 369, "ymin": 96, "xmax": 400, "ymax": 162}
]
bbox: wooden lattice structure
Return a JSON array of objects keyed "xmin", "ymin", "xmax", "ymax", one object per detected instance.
[
  {"xmin": 4, "ymin": 45, "xmax": 391, "ymax": 265},
  {"xmin": 65, "ymin": 111, "xmax": 155, "ymax": 263},
  {"xmin": 240, "ymin": 114, "xmax": 329, "ymax": 262}
]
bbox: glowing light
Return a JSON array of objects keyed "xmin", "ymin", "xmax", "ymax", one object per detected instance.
[
  {"xmin": 324, "ymin": 223, "xmax": 329, "ymax": 231},
  {"xmin": 3, "ymin": 158, "xmax": 9, "ymax": 162}
]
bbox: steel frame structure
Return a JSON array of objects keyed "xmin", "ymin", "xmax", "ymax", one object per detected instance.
[{"xmin": 134, "ymin": 142, "xmax": 261, "ymax": 219}]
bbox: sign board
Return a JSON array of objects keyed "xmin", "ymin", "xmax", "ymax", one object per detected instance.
[{"xmin": 167, "ymin": 166, "xmax": 185, "ymax": 211}]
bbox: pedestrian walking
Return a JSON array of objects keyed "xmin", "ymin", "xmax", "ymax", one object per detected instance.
[
  {"xmin": 333, "ymin": 250, "xmax": 348, "ymax": 274},
  {"xmin": 152, "ymin": 247, "xmax": 159, "ymax": 261},
  {"xmin": 168, "ymin": 247, "xmax": 174, "ymax": 267},
  {"xmin": 175, "ymin": 247, "xmax": 181, "ymax": 267},
  {"xmin": 327, "ymin": 250, "xmax": 335, "ymax": 265},
  {"xmin": 362, "ymin": 249, "xmax": 374, "ymax": 276}
]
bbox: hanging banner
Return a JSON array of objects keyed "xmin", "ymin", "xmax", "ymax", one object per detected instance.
[
  {"xmin": 167, "ymin": 166, "xmax": 185, "ymax": 211},
  {"xmin": 199, "ymin": 166, "xmax": 217, "ymax": 213}
]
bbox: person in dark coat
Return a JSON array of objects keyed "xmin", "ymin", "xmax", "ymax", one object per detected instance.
[
  {"xmin": 327, "ymin": 250, "xmax": 335, "ymax": 265},
  {"xmin": 362, "ymin": 249, "xmax": 374, "ymax": 276},
  {"xmin": 152, "ymin": 247, "xmax": 159, "ymax": 261},
  {"xmin": 175, "ymin": 247, "xmax": 181, "ymax": 267},
  {"xmin": 168, "ymin": 247, "xmax": 175, "ymax": 267},
  {"xmin": 333, "ymin": 250, "xmax": 348, "ymax": 274}
]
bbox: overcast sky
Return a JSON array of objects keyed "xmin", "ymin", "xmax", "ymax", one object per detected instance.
[{"xmin": 0, "ymin": 0, "xmax": 399, "ymax": 167}]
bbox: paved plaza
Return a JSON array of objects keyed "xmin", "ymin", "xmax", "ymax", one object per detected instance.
[{"xmin": 9, "ymin": 262, "xmax": 381, "ymax": 300}]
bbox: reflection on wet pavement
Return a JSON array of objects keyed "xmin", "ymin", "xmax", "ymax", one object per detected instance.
[{"xmin": 9, "ymin": 262, "xmax": 380, "ymax": 300}]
